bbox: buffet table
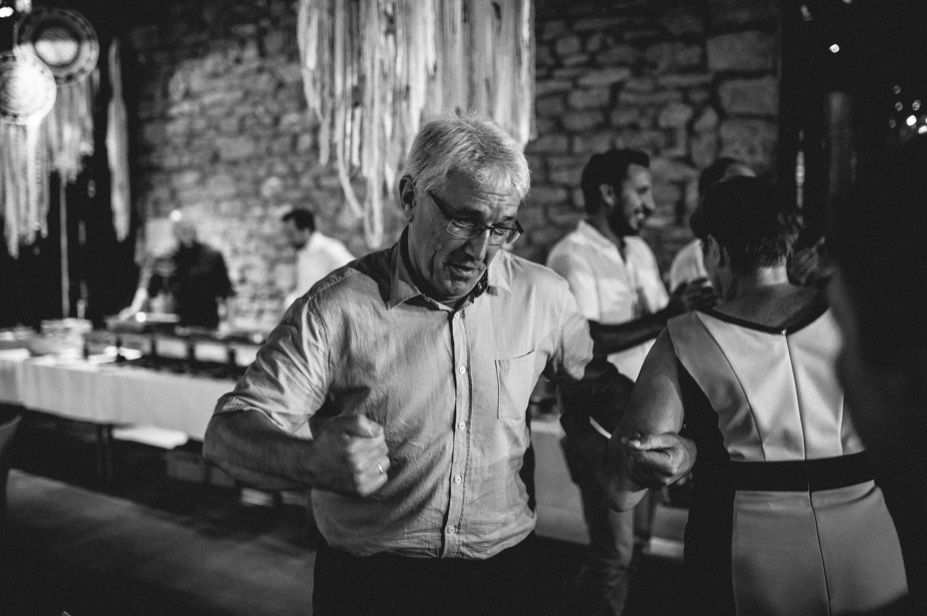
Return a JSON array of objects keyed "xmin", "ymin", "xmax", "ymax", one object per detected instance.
[
  {"xmin": 0, "ymin": 348, "xmax": 589, "ymax": 543},
  {"xmin": 0, "ymin": 349, "xmax": 233, "ymax": 441}
]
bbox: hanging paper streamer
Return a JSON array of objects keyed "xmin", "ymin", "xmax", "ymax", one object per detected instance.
[
  {"xmin": 297, "ymin": 0, "xmax": 536, "ymax": 249},
  {"xmin": 16, "ymin": 7, "xmax": 100, "ymax": 184},
  {"xmin": 0, "ymin": 51, "xmax": 56, "ymax": 258},
  {"xmin": 106, "ymin": 39, "xmax": 131, "ymax": 242}
]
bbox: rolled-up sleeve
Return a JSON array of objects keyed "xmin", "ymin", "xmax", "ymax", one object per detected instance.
[{"xmin": 214, "ymin": 297, "xmax": 332, "ymax": 436}]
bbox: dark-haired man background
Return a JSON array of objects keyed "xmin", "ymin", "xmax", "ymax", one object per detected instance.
[
  {"xmin": 281, "ymin": 208, "xmax": 354, "ymax": 307},
  {"xmin": 546, "ymin": 148, "xmax": 714, "ymax": 616}
]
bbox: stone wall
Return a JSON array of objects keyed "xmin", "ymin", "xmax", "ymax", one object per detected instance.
[
  {"xmin": 127, "ymin": 0, "xmax": 779, "ymax": 326},
  {"xmin": 521, "ymin": 0, "xmax": 780, "ymax": 268}
]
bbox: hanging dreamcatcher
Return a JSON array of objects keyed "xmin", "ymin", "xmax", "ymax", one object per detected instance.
[
  {"xmin": 297, "ymin": 0, "xmax": 536, "ymax": 249},
  {"xmin": 0, "ymin": 51, "xmax": 56, "ymax": 257},
  {"xmin": 16, "ymin": 6, "xmax": 100, "ymax": 183}
]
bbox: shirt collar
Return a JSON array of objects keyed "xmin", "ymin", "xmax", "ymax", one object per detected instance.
[
  {"xmin": 576, "ymin": 219, "xmax": 620, "ymax": 252},
  {"xmin": 388, "ymin": 230, "xmax": 512, "ymax": 308}
]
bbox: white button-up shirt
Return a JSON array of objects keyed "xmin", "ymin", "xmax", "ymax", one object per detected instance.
[
  {"xmin": 215, "ymin": 235, "xmax": 624, "ymax": 558},
  {"xmin": 547, "ymin": 220, "xmax": 669, "ymax": 380}
]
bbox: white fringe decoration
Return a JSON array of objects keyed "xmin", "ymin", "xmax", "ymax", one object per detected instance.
[
  {"xmin": 106, "ymin": 39, "xmax": 131, "ymax": 242},
  {"xmin": 297, "ymin": 0, "xmax": 536, "ymax": 249}
]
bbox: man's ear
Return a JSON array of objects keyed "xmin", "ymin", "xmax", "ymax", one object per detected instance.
[
  {"xmin": 398, "ymin": 176, "xmax": 416, "ymax": 222},
  {"xmin": 706, "ymin": 235, "xmax": 725, "ymax": 268},
  {"xmin": 598, "ymin": 183, "xmax": 616, "ymax": 206}
]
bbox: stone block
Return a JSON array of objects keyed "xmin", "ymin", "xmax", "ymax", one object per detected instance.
[
  {"xmin": 618, "ymin": 89, "xmax": 683, "ymax": 107},
  {"xmin": 707, "ymin": 31, "xmax": 776, "ymax": 72},
  {"xmin": 555, "ymin": 36, "xmax": 583, "ymax": 56},
  {"xmin": 536, "ymin": 95, "xmax": 567, "ymax": 117},
  {"xmin": 263, "ymin": 30, "xmax": 287, "ymax": 56},
  {"xmin": 616, "ymin": 130, "xmax": 667, "ymax": 155},
  {"xmin": 650, "ymin": 157, "xmax": 698, "ymax": 184},
  {"xmin": 657, "ymin": 73, "xmax": 713, "ymax": 89},
  {"xmin": 661, "ymin": 7, "xmax": 705, "ymax": 36},
  {"xmin": 645, "ymin": 42, "xmax": 704, "ymax": 74},
  {"xmin": 612, "ymin": 107, "xmax": 644, "ymax": 127},
  {"xmin": 693, "ymin": 107, "xmax": 720, "ymax": 133},
  {"xmin": 572, "ymin": 132, "xmax": 618, "ymax": 154},
  {"xmin": 625, "ymin": 28, "xmax": 662, "ymax": 43},
  {"xmin": 542, "ymin": 20, "xmax": 568, "ymax": 42},
  {"xmin": 688, "ymin": 89, "xmax": 711, "ymax": 105},
  {"xmin": 546, "ymin": 204, "xmax": 584, "ymax": 228},
  {"xmin": 573, "ymin": 17, "xmax": 629, "ymax": 31},
  {"xmin": 595, "ymin": 45, "xmax": 641, "ymax": 66},
  {"xmin": 719, "ymin": 119, "xmax": 778, "ymax": 171},
  {"xmin": 172, "ymin": 170, "xmax": 201, "ymax": 189},
  {"xmin": 567, "ymin": 88, "xmax": 611, "ymax": 110},
  {"xmin": 562, "ymin": 53, "xmax": 592, "ymax": 68},
  {"xmin": 535, "ymin": 79, "xmax": 574, "ymax": 97},
  {"xmin": 553, "ymin": 67, "xmax": 588, "ymax": 80},
  {"xmin": 216, "ymin": 136, "xmax": 258, "ymax": 161},
  {"xmin": 525, "ymin": 134, "xmax": 570, "ymax": 154},
  {"xmin": 691, "ymin": 132, "xmax": 720, "ymax": 169},
  {"xmin": 547, "ymin": 156, "xmax": 586, "ymax": 185},
  {"xmin": 658, "ymin": 102, "xmax": 695, "ymax": 129},
  {"xmin": 207, "ymin": 174, "xmax": 239, "ymax": 200},
  {"xmin": 260, "ymin": 177, "xmax": 285, "ymax": 199},
  {"xmin": 718, "ymin": 76, "xmax": 779, "ymax": 116},
  {"xmin": 527, "ymin": 185, "xmax": 570, "ymax": 206},
  {"xmin": 624, "ymin": 77, "xmax": 657, "ymax": 93},
  {"xmin": 577, "ymin": 67, "xmax": 632, "ymax": 88},
  {"xmin": 653, "ymin": 183, "xmax": 682, "ymax": 208},
  {"xmin": 708, "ymin": 0, "xmax": 779, "ymax": 27}
]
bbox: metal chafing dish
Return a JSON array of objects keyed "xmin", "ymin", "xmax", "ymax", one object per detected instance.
[{"xmin": 101, "ymin": 315, "xmax": 267, "ymax": 378}]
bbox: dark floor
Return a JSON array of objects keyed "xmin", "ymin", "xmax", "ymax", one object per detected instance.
[{"xmin": 0, "ymin": 410, "xmax": 686, "ymax": 615}]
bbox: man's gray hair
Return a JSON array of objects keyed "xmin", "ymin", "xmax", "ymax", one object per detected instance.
[{"xmin": 404, "ymin": 112, "xmax": 530, "ymax": 201}]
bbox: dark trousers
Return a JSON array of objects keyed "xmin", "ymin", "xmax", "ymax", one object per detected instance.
[{"xmin": 313, "ymin": 534, "xmax": 544, "ymax": 616}]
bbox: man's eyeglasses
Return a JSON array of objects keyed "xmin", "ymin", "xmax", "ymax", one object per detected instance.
[{"xmin": 426, "ymin": 190, "xmax": 523, "ymax": 246}]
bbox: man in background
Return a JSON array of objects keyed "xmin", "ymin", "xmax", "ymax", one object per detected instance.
[
  {"xmin": 119, "ymin": 210, "xmax": 233, "ymax": 330},
  {"xmin": 281, "ymin": 208, "xmax": 354, "ymax": 307},
  {"xmin": 546, "ymin": 148, "xmax": 712, "ymax": 616}
]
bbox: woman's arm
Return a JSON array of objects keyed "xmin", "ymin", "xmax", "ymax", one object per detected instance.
[{"xmin": 605, "ymin": 330, "xmax": 690, "ymax": 511}]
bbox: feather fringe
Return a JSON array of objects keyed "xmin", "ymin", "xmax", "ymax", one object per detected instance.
[
  {"xmin": 107, "ymin": 39, "xmax": 131, "ymax": 242},
  {"xmin": 1, "ymin": 121, "xmax": 49, "ymax": 258},
  {"xmin": 296, "ymin": 0, "xmax": 536, "ymax": 249},
  {"xmin": 45, "ymin": 72, "xmax": 97, "ymax": 183}
]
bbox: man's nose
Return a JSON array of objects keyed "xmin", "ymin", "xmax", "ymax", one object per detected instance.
[
  {"xmin": 643, "ymin": 194, "xmax": 656, "ymax": 217},
  {"xmin": 463, "ymin": 228, "xmax": 492, "ymax": 259}
]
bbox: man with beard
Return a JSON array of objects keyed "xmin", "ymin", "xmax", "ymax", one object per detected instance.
[
  {"xmin": 280, "ymin": 208, "xmax": 354, "ymax": 308},
  {"xmin": 119, "ymin": 210, "xmax": 234, "ymax": 329},
  {"xmin": 203, "ymin": 115, "xmax": 691, "ymax": 616},
  {"xmin": 546, "ymin": 148, "xmax": 712, "ymax": 616}
]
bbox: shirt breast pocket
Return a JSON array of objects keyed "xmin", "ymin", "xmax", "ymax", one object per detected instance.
[{"xmin": 495, "ymin": 352, "xmax": 539, "ymax": 420}]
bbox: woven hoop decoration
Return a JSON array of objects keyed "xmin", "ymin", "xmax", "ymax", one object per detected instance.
[
  {"xmin": 0, "ymin": 51, "xmax": 56, "ymax": 125},
  {"xmin": 16, "ymin": 7, "xmax": 99, "ymax": 85}
]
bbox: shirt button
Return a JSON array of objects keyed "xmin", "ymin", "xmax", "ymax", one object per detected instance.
[
  {"xmin": 458, "ymin": 366, "xmax": 467, "ymax": 375},
  {"xmin": 453, "ymin": 312, "xmax": 461, "ymax": 320},
  {"xmin": 454, "ymin": 475, "xmax": 462, "ymax": 484},
  {"xmin": 447, "ymin": 526, "xmax": 456, "ymax": 534},
  {"xmin": 458, "ymin": 422, "xmax": 466, "ymax": 430}
]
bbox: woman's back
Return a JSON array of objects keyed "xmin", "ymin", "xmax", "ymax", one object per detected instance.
[{"xmin": 667, "ymin": 299, "xmax": 908, "ymax": 615}]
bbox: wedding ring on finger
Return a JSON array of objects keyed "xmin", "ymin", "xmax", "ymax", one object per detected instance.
[{"xmin": 376, "ymin": 463, "xmax": 385, "ymax": 475}]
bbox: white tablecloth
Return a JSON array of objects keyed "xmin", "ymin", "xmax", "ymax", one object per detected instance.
[
  {"xmin": 0, "ymin": 350, "xmax": 588, "ymax": 543},
  {"xmin": 0, "ymin": 350, "xmax": 233, "ymax": 441}
]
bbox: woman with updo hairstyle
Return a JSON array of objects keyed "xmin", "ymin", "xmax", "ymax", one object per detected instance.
[{"xmin": 606, "ymin": 176, "xmax": 908, "ymax": 615}]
